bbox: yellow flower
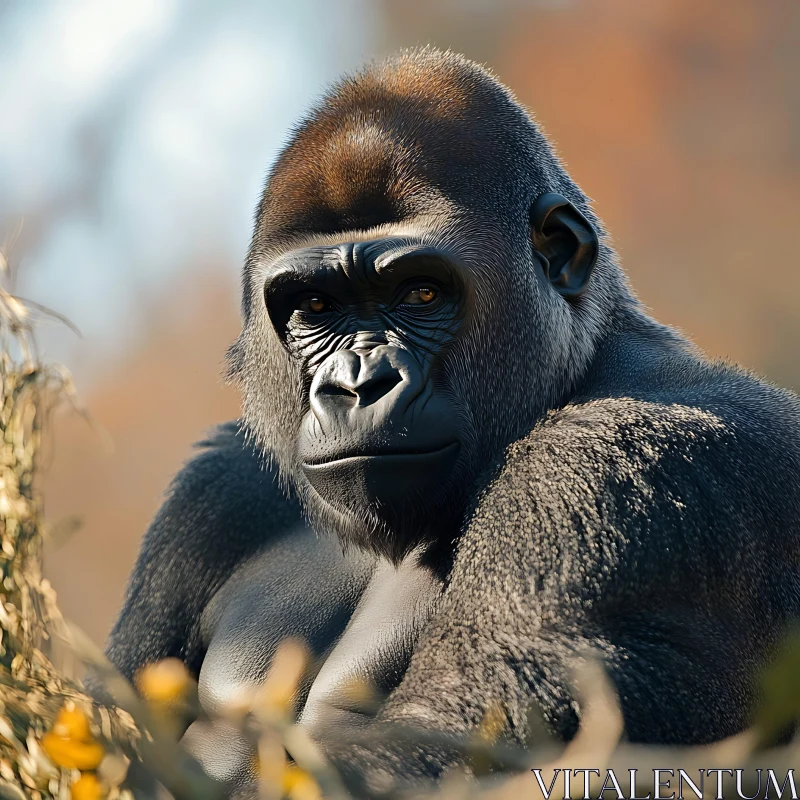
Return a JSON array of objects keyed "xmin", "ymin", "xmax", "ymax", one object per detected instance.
[
  {"xmin": 253, "ymin": 640, "xmax": 308, "ymax": 722},
  {"xmin": 71, "ymin": 772, "xmax": 106, "ymax": 800},
  {"xmin": 42, "ymin": 735, "xmax": 105, "ymax": 771},
  {"xmin": 42, "ymin": 705, "xmax": 105, "ymax": 771},
  {"xmin": 136, "ymin": 658, "xmax": 192, "ymax": 704},
  {"xmin": 282, "ymin": 765, "xmax": 321, "ymax": 800},
  {"xmin": 51, "ymin": 706, "xmax": 92, "ymax": 742}
]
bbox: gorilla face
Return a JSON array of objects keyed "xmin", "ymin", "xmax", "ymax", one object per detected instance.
[
  {"xmin": 239, "ymin": 188, "xmax": 600, "ymax": 561},
  {"xmin": 263, "ymin": 238, "xmax": 468, "ymax": 544},
  {"xmin": 232, "ymin": 51, "xmax": 605, "ymax": 562}
]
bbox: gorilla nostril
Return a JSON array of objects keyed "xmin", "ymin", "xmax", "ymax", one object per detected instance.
[
  {"xmin": 311, "ymin": 347, "xmax": 414, "ymax": 413},
  {"xmin": 318, "ymin": 383, "xmax": 358, "ymax": 400},
  {"xmin": 316, "ymin": 374, "xmax": 401, "ymax": 406},
  {"xmin": 355, "ymin": 374, "xmax": 402, "ymax": 406}
]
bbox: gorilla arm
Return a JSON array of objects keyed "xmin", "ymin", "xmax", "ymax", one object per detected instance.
[
  {"xmin": 328, "ymin": 391, "xmax": 800, "ymax": 790},
  {"xmin": 105, "ymin": 422, "xmax": 374, "ymax": 689},
  {"xmin": 106, "ymin": 421, "xmax": 379, "ymax": 795},
  {"xmin": 104, "ymin": 423, "xmax": 305, "ymax": 681}
]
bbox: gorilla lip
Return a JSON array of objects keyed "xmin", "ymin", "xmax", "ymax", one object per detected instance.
[
  {"xmin": 301, "ymin": 441, "xmax": 461, "ymax": 518},
  {"xmin": 301, "ymin": 441, "xmax": 459, "ymax": 468}
]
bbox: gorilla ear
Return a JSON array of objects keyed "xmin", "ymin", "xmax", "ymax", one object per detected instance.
[{"xmin": 530, "ymin": 192, "xmax": 599, "ymax": 300}]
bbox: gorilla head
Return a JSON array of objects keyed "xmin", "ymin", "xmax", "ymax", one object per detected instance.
[{"xmin": 228, "ymin": 49, "xmax": 626, "ymax": 561}]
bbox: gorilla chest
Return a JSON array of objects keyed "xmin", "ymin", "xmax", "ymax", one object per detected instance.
[
  {"xmin": 195, "ymin": 528, "xmax": 370, "ymax": 714},
  {"xmin": 194, "ymin": 533, "xmax": 443, "ymax": 729}
]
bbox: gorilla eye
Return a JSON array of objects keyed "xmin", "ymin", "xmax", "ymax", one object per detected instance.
[
  {"xmin": 401, "ymin": 287, "xmax": 438, "ymax": 306},
  {"xmin": 297, "ymin": 296, "xmax": 330, "ymax": 314}
]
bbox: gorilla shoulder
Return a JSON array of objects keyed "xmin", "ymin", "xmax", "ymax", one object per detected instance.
[{"xmin": 106, "ymin": 422, "xmax": 305, "ymax": 680}]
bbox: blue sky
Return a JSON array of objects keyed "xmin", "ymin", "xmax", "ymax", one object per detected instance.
[{"xmin": 0, "ymin": 0, "xmax": 378, "ymax": 382}]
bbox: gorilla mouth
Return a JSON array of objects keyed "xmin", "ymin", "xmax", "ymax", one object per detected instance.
[
  {"xmin": 302, "ymin": 441, "xmax": 460, "ymax": 468},
  {"xmin": 301, "ymin": 441, "xmax": 461, "ymax": 517}
]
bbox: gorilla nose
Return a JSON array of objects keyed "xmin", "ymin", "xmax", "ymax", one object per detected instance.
[
  {"xmin": 318, "ymin": 350, "xmax": 402, "ymax": 406},
  {"xmin": 310, "ymin": 346, "xmax": 422, "ymax": 427}
]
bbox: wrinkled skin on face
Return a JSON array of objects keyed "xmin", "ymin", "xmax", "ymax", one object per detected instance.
[{"xmin": 265, "ymin": 239, "xmax": 465, "ymax": 556}]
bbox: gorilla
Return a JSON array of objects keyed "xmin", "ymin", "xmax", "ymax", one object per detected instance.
[{"xmin": 106, "ymin": 49, "xmax": 800, "ymax": 796}]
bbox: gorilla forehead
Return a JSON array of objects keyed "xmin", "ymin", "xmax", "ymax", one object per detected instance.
[
  {"xmin": 265, "ymin": 50, "xmax": 534, "ymax": 198},
  {"xmin": 246, "ymin": 217, "xmax": 524, "ymax": 326},
  {"xmin": 247, "ymin": 52, "xmax": 580, "ymax": 249},
  {"xmin": 264, "ymin": 238, "xmax": 456, "ymax": 283}
]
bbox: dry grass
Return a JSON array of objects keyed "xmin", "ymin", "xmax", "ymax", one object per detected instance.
[{"xmin": 0, "ymin": 278, "xmax": 139, "ymax": 798}]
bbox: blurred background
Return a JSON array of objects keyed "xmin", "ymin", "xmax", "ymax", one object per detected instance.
[{"xmin": 0, "ymin": 0, "xmax": 798, "ymax": 645}]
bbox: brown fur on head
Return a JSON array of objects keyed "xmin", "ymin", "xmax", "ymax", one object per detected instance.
[{"xmin": 227, "ymin": 48, "xmax": 635, "ymax": 554}]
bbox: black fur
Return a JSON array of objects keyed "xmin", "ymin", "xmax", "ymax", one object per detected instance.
[
  {"xmin": 341, "ymin": 336, "xmax": 800, "ymax": 791},
  {"xmin": 107, "ymin": 49, "xmax": 800, "ymax": 796},
  {"xmin": 106, "ymin": 423, "xmax": 303, "ymax": 680}
]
